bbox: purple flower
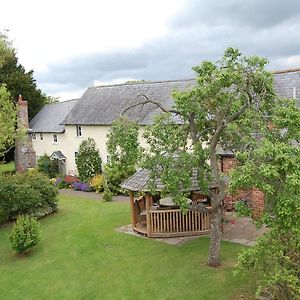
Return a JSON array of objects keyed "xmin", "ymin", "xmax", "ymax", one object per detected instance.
[
  {"xmin": 54, "ymin": 177, "xmax": 62, "ymax": 185},
  {"xmin": 71, "ymin": 181, "xmax": 91, "ymax": 192}
]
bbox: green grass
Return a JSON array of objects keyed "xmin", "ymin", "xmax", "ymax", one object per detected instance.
[
  {"xmin": 0, "ymin": 161, "xmax": 15, "ymax": 174},
  {"xmin": 0, "ymin": 195, "xmax": 255, "ymax": 299}
]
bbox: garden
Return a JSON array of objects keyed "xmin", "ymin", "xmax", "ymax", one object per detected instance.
[{"xmin": 0, "ymin": 193, "xmax": 256, "ymax": 300}]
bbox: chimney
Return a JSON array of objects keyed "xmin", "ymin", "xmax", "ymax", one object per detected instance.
[{"xmin": 14, "ymin": 95, "xmax": 36, "ymax": 172}]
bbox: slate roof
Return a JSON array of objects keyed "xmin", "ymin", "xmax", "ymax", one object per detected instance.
[
  {"xmin": 50, "ymin": 151, "xmax": 66, "ymax": 160},
  {"xmin": 62, "ymin": 79, "xmax": 195, "ymax": 125},
  {"xmin": 30, "ymin": 99, "xmax": 78, "ymax": 133},
  {"xmin": 120, "ymin": 168, "xmax": 220, "ymax": 192},
  {"xmin": 31, "ymin": 69, "xmax": 300, "ymax": 131},
  {"xmin": 273, "ymin": 69, "xmax": 300, "ymax": 107}
]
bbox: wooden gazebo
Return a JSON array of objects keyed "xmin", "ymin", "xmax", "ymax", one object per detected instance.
[{"xmin": 121, "ymin": 169, "xmax": 211, "ymax": 238}]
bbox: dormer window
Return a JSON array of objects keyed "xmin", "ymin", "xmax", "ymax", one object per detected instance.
[{"xmin": 76, "ymin": 125, "xmax": 82, "ymax": 137}]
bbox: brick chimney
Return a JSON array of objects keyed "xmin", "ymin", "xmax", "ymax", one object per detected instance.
[{"xmin": 14, "ymin": 95, "xmax": 36, "ymax": 172}]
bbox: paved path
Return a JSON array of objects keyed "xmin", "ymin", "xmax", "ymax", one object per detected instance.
[{"xmin": 59, "ymin": 189, "xmax": 266, "ymax": 246}]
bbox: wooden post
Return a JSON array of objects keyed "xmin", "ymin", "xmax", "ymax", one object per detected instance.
[
  {"xmin": 129, "ymin": 191, "xmax": 136, "ymax": 228},
  {"xmin": 145, "ymin": 193, "xmax": 152, "ymax": 236}
]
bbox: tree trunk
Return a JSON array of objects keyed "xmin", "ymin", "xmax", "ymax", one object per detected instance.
[{"xmin": 208, "ymin": 205, "xmax": 222, "ymax": 267}]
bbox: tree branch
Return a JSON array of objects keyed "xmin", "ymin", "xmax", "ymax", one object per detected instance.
[{"xmin": 121, "ymin": 94, "xmax": 180, "ymax": 116}]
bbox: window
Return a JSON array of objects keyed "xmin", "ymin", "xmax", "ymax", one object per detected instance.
[
  {"xmin": 53, "ymin": 134, "xmax": 58, "ymax": 144},
  {"xmin": 75, "ymin": 151, "xmax": 78, "ymax": 163},
  {"xmin": 106, "ymin": 155, "xmax": 111, "ymax": 164},
  {"xmin": 76, "ymin": 125, "xmax": 82, "ymax": 137},
  {"xmin": 31, "ymin": 133, "xmax": 36, "ymax": 141},
  {"xmin": 40, "ymin": 133, "xmax": 43, "ymax": 141}
]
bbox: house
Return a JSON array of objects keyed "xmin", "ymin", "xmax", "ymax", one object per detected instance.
[{"xmin": 29, "ymin": 69, "xmax": 300, "ymax": 176}]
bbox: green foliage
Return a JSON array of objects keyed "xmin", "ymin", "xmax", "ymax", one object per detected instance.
[
  {"xmin": 106, "ymin": 116, "xmax": 140, "ymax": 194},
  {"xmin": 76, "ymin": 138, "xmax": 102, "ymax": 182},
  {"xmin": 234, "ymin": 200, "xmax": 252, "ymax": 218},
  {"xmin": 0, "ymin": 161, "xmax": 15, "ymax": 175},
  {"xmin": 0, "ymin": 85, "xmax": 17, "ymax": 158},
  {"xmin": 0, "ymin": 172, "xmax": 58, "ymax": 223},
  {"xmin": 89, "ymin": 174, "xmax": 105, "ymax": 193},
  {"xmin": 37, "ymin": 154, "xmax": 59, "ymax": 178},
  {"xmin": 103, "ymin": 188, "xmax": 113, "ymax": 202},
  {"xmin": 0, "ymin": 32, "xmax": 52, "ymax": 120},
  {"xmin": 231, "ymin": 98, "xmax": 300, "ymax": 298},
  {"xmin": 10, "ymin": 215, "xmax": 40, "ymax": 254},
  {"xmin": 235, "ymin": 229, "xmax": 300, "ymax": 299}
]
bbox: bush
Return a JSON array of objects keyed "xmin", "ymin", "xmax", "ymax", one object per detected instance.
[
  {"xmin": 103, "ymin": 188, "xmax": 113, "ymax": 202},
  {"xmin": 90, "ymin": 174, "xmax": 105, "ymax": 193},
  {"xmin": 0, "ymin": 172, "xmax": 58, "ymax": 223},
  {"xmin": 104, "ymin": 163, "xmax": 134, "ymax": 195},
  {"xmin": 76, "ymin": 138, "xmax": 102, "ymax": 182},
  {"xmin": 10, "ymin": 215, "xmax": 40, "ymax": 254},
  {"xmin": 71, "ymin": 181, "xmax": 91, "ymax": 192},
  {"xmin": 37, "ymin": 154, "xmax": 59, "ymax": 178},
  {"xmin": 234, "ymin": 199, "xmax": 252, "ymax": 217}
]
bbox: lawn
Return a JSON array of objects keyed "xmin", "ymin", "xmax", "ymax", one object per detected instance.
[
  {"xmin": 0, "ymin": 195, "xmax": 255, "ymax": 299},
  {"xmin": 0, "ymin": 161, "xmax": 15, "ymax": 174}
]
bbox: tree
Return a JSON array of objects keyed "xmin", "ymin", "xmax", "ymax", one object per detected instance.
[
  {"xmin": 0, "ymin": 32, "xmax": 53, "ymax": 120},
  {"xmin": 231, "ymin": 98, "xmax": 300, "ymax": 299},
  {"xmin": 76, "ymin": 138, "xmax": 102, "ymax": 182},
  {"xmin": 105, "ymin": 116, "xmax": 140, "ymax": 194},
  {"xmin": 0, "ymin": 85, "xmax": 17, "ymax": 158},
  {"xmin": 138, "ymin": 48, "xmax": 275, "ymax": 266}
]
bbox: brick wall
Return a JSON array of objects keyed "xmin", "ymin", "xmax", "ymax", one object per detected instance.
[{"xmin": 220, "ymin": 155, "xmax": 264, "ymax": 218}]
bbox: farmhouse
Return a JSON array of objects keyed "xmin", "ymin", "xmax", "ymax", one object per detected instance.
[{"xmin": 29, "ymin": 69, "xmax": 300, "ymax": 176}]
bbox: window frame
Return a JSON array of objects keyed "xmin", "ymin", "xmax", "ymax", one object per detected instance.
[
  {"xmin": 76, "ymin": 125, "xmax": 83, "ymax": 137},
  {"xmin": 53, "ymin": 134, "xmax": 58, "ymax": 144},
  {"xmin": 31, "ymin": 133, "xmax": 37, "ymax": 141}
]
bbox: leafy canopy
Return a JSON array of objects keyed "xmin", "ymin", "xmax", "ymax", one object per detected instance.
[{"xmin": 141, "ymin": 47, "xmax": 276, "ymax": 267}]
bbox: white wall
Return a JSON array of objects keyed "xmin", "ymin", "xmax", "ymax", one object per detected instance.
[{"xmin": 32, "ymin": 125, "xmax": 147, "ymax": 175}]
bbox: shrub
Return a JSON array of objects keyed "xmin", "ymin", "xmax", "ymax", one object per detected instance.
[
  {"xmin": 76, "ymin": 138, "xmax": 102, "ymax": 182},
  {"xmin": 103, "ymin": 188, "xmax": 113, "ymax": 202},
  {"xmin": 90, "ymin": 174, "xmax": 105, "ymax": 193},
  {"xmin": 0, "ymin": 172, "xmax": 58, "ymax": 223},
  {"xmin": 37, "ymin": 154, "xmax": 59, "ymax": 178},
  {"xmin": 10, "ymin": 215, "xmax": 40, "ymax": 254},
  {"xmin": 64, "ymin": 175, "xmax": 79, "ymax": 184},
  {"xmin": 234, "ymin": 199, "xmax": 252, "ymax": 217},
  {"xmin": 104, "ymin": 163, "xmax": 134, "ymax": 195},
  {"xmin": 71, "ymin": 181, "xmax": 91, "ymax": 192}
]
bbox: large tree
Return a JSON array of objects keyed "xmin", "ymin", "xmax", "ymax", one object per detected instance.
[
  {"xmin": 0, "ymin": 32, "xmax": 53, "ymax": 120},
  {"xmin": 138, "ymin": 48, "xmax": 275, "ymax": 266},
  {"xmin": 0, "ymin": 85, "xmax": 17, "ymax": 158}
]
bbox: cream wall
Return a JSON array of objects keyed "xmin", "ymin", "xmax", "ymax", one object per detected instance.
[{"xmin": 32, "ymin": 125, "xmax": 147, "ymax": 175}]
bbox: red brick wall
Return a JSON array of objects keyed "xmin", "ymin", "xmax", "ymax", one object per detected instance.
[{"xmin": 220, "ymin": 156, "xmax": 264, "ymax": 218}]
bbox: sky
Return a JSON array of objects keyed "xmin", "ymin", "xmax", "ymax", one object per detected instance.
[{"xmin": 1, "ymin": 0, "xmax": 300, "ymax": 100}]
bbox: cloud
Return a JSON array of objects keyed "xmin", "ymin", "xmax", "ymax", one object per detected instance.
[{"xmin": 35, "ymin": 0, "xmax": 300, "ymax": 100}]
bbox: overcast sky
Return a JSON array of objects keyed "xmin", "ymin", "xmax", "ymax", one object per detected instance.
[{"xmin": 1, "ymin": 0, "xmax": 300, "ymax": 100}]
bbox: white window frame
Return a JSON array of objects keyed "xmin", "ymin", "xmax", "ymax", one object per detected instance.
[
  {"xmin": 31, "ymin": 133, "xmax": 37, "ymax": 141},
  {"xmin": 76, "ymin": 125, "xmax": 83, "ymax": 137},
  {"xmin": 53, "ymin": 134, "xmax": 58, "ymax": 144},
  {"xmin": 40, "ymin": 133, "xmax": 44, "ymax": 141}
]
